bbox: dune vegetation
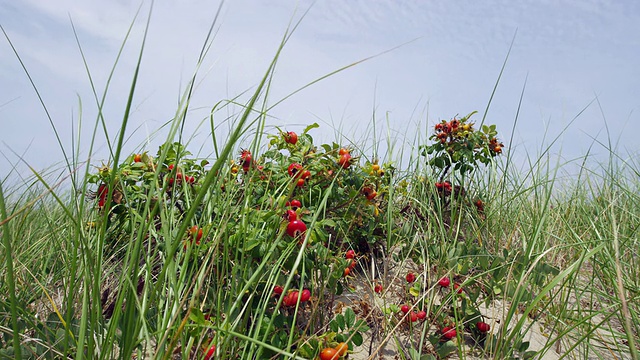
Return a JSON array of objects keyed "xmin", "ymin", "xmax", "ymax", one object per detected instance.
[{"xmin": 1, "ymin": 9, "xmax": 638, "ymax": 360}]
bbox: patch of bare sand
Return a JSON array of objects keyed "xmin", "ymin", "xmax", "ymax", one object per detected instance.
[{"xmin": 333, "ymin": 261, "xmax": 633, "ymax": 360}]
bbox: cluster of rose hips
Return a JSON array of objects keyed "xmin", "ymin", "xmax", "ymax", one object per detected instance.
[
  {"xmin": 436, "ymin": 276, "xmax": 491, "ymax": 340},
  {"xmin": 439, "ymin": 320, "xmax": 491, "ymax": 341},
  {"xmin": 434, "ymin": 181, "xmax": 452, "ymax": 196},
  {"xmin": 273, "ymin": 286, "xmax": 312, "ymax": 307},
  {"xmin": 399, "ymin": 273, "xmax": 428, "ymax": 323},
  {"xmin": 284, "ymin": 199, "xmax": 307, "ymax": 241},
  {"xmin": 288, "ymin": 162, "xmax": 312, "ymax": 187},
  {"xmin": 489, "ymin": 137, "xmax": 503, "ymax": 154},
  {"xmin": 166, "ymin": 163, "xmax": 197, "ymax": 185},
  {"xmin": 184, "ymin": 225, "xmax": 204, "ymax": 249},
  {"xmin": 343, "ymin": 249, "xmax": 358, "ymax": 277},
  {"xmin": 337, "ymin": 148, "xmax": 353, "ymax": 169},
  {"xmin": 434, "ymin": 118, "xmax": 473, "ymax": 144},
  {"xmin": 368, "ymin": 162, "xmax": 384, "ymax": 177},
  {"xmin": 318, "ymin": 342, "xmax": 349, "ymax": 360},
  {"xmin": 90, "ymin": 185, "xmax": 117, "ymax": 209},
  {"xmin": 400, "ymin": 303, "xmax": 428, "ymax": 324},
  {"xmin": 228, "ymin": 149, "xmax": 256, "ymax": 175},
  {"xmin": 437, "ymin": 276, "xmax": 463, "ymax": 294},
  {"xmin": 394, "ymin": 273, "xmax": 491, "ymax": 342}
]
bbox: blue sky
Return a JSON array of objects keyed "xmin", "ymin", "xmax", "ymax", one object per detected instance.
[{"xmin": 1, "ymin": 0, "xmax": 639, "ymax": 181}]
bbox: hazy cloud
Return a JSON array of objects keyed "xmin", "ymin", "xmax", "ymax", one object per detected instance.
[{"xmin": 1, "ymin": 0, "xmax": 638, "ymax": 179}]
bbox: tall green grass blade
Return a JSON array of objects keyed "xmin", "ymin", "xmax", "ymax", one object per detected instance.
[{"xmin": 0, "ymin": 182, "xmax": 21, "ymax": 360}]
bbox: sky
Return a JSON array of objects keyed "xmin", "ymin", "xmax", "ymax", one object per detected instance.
[{"xmin": 1, "ymin": 0, "xmax": 639, "ymax": 184}]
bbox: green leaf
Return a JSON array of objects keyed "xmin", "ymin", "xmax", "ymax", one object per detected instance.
[
  {"xmin": 244, "ymin": 238, "xmax": 261, "ymax": 251},
  {"xmin": 344, "ymin": 307, "xmax": 355, "ymax": 328},
  {"xmin": 387, "ymin": 304, "xmax": 400, "ymax": 314},
  {"xmin": 539, "ymin": 263, "xmax": 560, "ymax": 276},
  {"xmin": 433, "ymin": 157, "xmax": 445, "ymax": 168},
  {"xmin": 336, "ymin": 314, "xmax": 345, "ymax": 330},
  {"xmin": 354, "ymin": 320, "xmax": 370, "ymax": 333},
  {"xmin": 351, "ymin": 332, "xmax": 363, "ymax": 346},
  {"xmin": 273, "ymin": 314, "xmax": 285, "ymax": 328},
  {"xmin": 428, "ymin": 334, "xmax": 440, "ymax": 346},
  {"xmin": 436, "ymin": 341, "xmax": 457, "ymax": 358},
  {"xmin": 303, "ymin": 122, "xmax": 320, "ymax": 134},
  {"xmin": 189, "ymin": 308, "xmax": 205, "ymax": 325},
  {"xmin": 465, "ymin": 306, "xmax": 478, "ymax": 317},
  {"xmin": 298, "ymin": 338, "xmax": 319, "ymax": 359},
  {"xmin": 329, "ymin": 320, "xmax": 340, "ymax": 333},
  {"xmin": 458, "ymin": 262, "xmax": 469, "ymax": 274},
  {"xmin": 321, "ymin": 218, "xmax": 337, "ymax": 227}
]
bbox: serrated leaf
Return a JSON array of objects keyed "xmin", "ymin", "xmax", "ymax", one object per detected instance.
[
  {"xmin": 329, "ymin": 320, "xmax": 339, "ymax": 333},
  {"xmin": 351, "ymin": 332, "xmax": 363, "ymax": 346},
  {"xmin": 344, "ymin": 307, "xmax": 355, "ymax": 328},
  {"xmin": 355, "ymin": 322, "xmax": 370, "ymax": 333},
  {"xmin": 336, "ymin": 314, "xmax": 345, "ymax": 330}
]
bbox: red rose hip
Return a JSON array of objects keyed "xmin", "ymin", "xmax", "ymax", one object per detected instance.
[
  {"xmin": 442, "ymin": 326, "xmax": 457, "ymax": 340},
  {"xmin": 406, "ymin": 272, "xmax": 416, "ymax": 283},
  {"xmin": 438, "ymin": 277, "xmax": 450, "ymax": 287},
  {"xmin": 476, "ymin": 321, "xmax": 490, "ymax": 333}
]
